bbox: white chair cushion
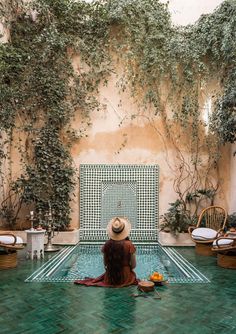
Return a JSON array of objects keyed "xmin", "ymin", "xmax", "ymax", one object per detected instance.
[
  {"xmin": 213, "ymin": 238, "xmax": 234, "ymax": 247},
  {"xmin": 192, "ymin": 228, "xmax": 217, "ymax": 240},
  {"xmin": 0, "ymin": 236, "xmax": 23, "ymax": 244}
]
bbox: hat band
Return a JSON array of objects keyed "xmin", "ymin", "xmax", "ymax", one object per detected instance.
[{"xmin": 112, "ymin": 224, "xmax": 125, "ymax": 234}]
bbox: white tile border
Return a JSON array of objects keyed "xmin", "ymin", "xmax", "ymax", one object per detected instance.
[{"xmin": 25, "ymin": 243, "xmax": 209, "ymax": 283}]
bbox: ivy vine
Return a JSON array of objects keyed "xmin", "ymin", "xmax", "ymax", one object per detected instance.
[
  {"xmin": 0, "ymin": 0, "xmax": 110, "ymax": 227},
  {"xmin": 0, "ymin": 0, "xmax": 235, "ymax": 229}
]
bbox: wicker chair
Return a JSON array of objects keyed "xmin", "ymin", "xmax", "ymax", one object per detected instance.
[
  {"xmin": 0, "ymin": 233, "xmax": 24, "ymax": 269},
  {"xmin": 212, "ymin": 232, "xmax": 236, "ymax": 269},
  {"xmin": 188, "ymin": 206, "xmax": 227, "ymax": 256}
]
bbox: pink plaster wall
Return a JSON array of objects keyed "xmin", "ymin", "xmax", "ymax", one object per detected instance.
[{"xmin": 1, "ymin": 0, "xmax": 234, "ymax": 231}]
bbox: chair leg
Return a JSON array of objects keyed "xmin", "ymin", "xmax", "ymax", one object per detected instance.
[
  {"xmin": 217, "ymin": 253, "xmax": 236, "ymax": 269},
  {"xmin": 195, "ymin": 243, "xmax": 215, "ymax": 256},
  {"xmin": 0, "ymin": 251, "xmax": 17, "ymax": 269}
]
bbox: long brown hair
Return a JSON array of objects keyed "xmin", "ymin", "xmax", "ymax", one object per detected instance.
[{"xmin": 103, "ymin": 239, "xmax": 126, "ymax": 285}]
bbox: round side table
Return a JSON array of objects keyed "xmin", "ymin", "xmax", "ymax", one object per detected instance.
[{"xmin": 25, "ymin": 229, "xmax": 46, "ymax": 260}]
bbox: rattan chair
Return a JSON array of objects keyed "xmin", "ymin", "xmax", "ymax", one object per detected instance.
[
  {"xmin": 212, "ymin": 232, "xmax": 236, "ymax": 269},
  {"xmin": 0, "ymin": 233, "xmax": 24, "ymax": 269},
  {"xmin": 188, "ymin": 206, "xmax": 227, "ymax": 256}
]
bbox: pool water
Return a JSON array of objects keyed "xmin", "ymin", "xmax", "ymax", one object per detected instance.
[{"xmin": 25, "ymin": 243, "xmax": 209, "ymax": 283}]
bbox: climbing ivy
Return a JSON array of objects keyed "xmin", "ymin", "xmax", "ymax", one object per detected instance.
[
  {"xmin": 105, "ymin": 0, "xmax": 235, "ymax": 229},
  {"xmin": 0, "ymin": 0, "xmax": 110, "ymax": 226},
  {"xmin": 0, "ymin": 0, "xmax": 235, "ymax": 228}
]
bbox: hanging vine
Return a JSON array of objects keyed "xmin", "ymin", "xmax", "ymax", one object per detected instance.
[
  {"xmin": 0, "ymin": 0, "xmax": 111, "ymax": 227},
  {"xmin": 0, "ymin": 0, "xmax": 235, "ymax": 229},
  {"xmin": 105, "ymin": 0, "xmax": 236, "ymax": 230}
]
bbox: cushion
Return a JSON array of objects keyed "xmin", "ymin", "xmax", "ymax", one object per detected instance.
[
  {"xmin": 0, "ymin": 235, "xmax": 23, "ymax": 244},
  {"xmin": 213, "ymin": 238, "xmax": 234, "ymax": 247},
  {"xmin": 192, "ymin": 227, "xmax": 217, "ymax": 240}
]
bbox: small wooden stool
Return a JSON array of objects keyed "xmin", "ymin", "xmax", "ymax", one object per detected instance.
[{"xmin": 138, "ymin": 281, "xmax": 155, "ymax": 292}]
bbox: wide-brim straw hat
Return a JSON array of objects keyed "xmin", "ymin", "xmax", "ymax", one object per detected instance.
[{"xmin": 107, "ymin": 217, "xmax": 131, "ymax": 241}]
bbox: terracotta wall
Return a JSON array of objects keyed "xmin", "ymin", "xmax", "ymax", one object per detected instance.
[
  {"xmin": 1, "ymin": 0, "xmax": 235, "ymax": 231},
  {"xmin": 68, "ymin": 65, "xmax": 232, "ymax": 229},
  {"xmin": 68, "ymin": 0, "xmax": 234, "ymax": 228}
]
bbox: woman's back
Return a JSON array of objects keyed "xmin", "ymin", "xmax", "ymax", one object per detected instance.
[
  {"xmin": 103, "ymin": 239, "xmax": 137, "ymax": 286},
  {"xmin": 74, "ymin": 217, "xmax": 138, "ymax": 287}
]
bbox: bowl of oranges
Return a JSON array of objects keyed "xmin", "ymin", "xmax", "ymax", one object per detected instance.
[{"xmin": 149, "ymin": 272, "xmax": 167, "ymax": 285}]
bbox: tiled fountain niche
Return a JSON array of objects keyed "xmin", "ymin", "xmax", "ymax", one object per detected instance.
[{"xmin": 79, "ymin": 164, "xmax": 159, "ymax": 241}]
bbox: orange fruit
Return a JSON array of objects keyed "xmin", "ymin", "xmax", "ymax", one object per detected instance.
[{"xmin": 150, "ymin": 272, "xmax": 164, "ymax": 281}]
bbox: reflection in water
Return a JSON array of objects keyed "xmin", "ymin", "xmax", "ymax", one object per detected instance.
[{"xmin": 102, "ymin": 288, "xmax": 136, "ymax": 332}]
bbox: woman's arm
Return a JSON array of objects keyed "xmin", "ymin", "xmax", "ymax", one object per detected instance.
[
  {"xmin": 101, "ymin": 244, "xmax": 107, "ymax": 268},
  {"xmin": 103, "ymin": 254, "xmax": 107, "ymax": 268},
  {"xmin": 130, "ymin": 253, "xmax": 136, "ymax": 269}
]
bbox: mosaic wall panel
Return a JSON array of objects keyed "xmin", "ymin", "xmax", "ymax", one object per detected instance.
[
  {"xmin": 79, "ymin": 164, "xmax": 159, "ymax": 241},
  {"xmin": 101, "ymin": 182, "xmax": 137, "ymax": 229}
]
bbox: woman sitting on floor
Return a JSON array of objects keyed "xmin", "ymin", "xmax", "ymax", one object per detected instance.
[{"xmin": 74, "ymin": 217, "xmax": 138, "ymax": 287}]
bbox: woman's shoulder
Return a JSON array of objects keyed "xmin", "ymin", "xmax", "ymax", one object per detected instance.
[
  {"xmin": 124, "ymin": 239, "xmax": 136, "ymax": 252},
  {"xmin": 124, "ymin": 239, "xmax": 133, "ymax": 244},
  {"xmin": 102, "ymin": 239, "xmax": 111, "ymax": 251}
]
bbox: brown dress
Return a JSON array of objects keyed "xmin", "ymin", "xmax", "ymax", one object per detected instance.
[{"xmin": 74, "ymin": 240, "xmax": 138, "ymax": 287}]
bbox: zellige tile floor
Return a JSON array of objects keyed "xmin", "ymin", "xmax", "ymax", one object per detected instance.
[{"xmin": 0, "ymin": 247, "xmax": 236, "ymax": 334}]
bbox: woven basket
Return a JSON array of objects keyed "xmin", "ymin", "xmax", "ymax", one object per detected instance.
[
  {"xmin": 195, "ymin": 243, "xmax": 215, "ymax": 256},
  {"xmin": 0, "ymin": 251, "xmax": 17, "ymax": 269},
  {"xmin": 138, "ymin": 281, "xmax": 155, "ymax": 292},
  {"xmin": 217, "ymin": 253, "xmax": 236, "ymax": 269}
]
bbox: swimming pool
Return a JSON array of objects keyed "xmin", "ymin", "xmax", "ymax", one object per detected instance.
[{"xmin": 25, "ymin": 243, "xmax": 209, "ymax": 283}]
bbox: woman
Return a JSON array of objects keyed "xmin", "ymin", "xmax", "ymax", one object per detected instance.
[{"xmin": 74, "ymin": 217, "xmax": 138, "ymax": 287}]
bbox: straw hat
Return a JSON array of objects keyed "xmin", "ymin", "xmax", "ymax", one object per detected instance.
[{"xmin": 107, "ymin": 217, "xmax": 131, "ymax": 241}]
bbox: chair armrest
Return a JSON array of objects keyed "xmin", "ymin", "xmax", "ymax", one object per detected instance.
[
  {"xmin": 216, "ymin": 229, "xmax": 224, "ymax": 238},
  {"xmin": 214, "ymin": 236, "xmax": 236, "ymax": 248},
  {"xmin": 188, "ymin": 226, "xmax": 196, "ymax": 234},
  {"xmin": 225, "ymin": 232, "xmax": 236, "ymax": 238}
]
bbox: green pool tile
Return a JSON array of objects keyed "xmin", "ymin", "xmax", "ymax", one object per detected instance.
[
  {"xmin": 1, "ymin": 247, "xmax": 236, "ymax": 334},
  {"xmin": 25, "ymin": 243, "xmax": 210, "ymax": 284}
]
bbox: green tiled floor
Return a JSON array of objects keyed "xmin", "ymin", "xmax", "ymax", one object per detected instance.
[{"xmin": 1, "ymin": 247, "xmax": 236, "ymax": 334}]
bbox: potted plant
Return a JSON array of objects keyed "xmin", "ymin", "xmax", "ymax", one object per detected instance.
[
  {"xmin": 159, "ymin": 200, "xmax": 195, "ymax": 246},
  {"xmin": 227, "ymin": 212, "xmax": 236, "ymax": 229}
]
